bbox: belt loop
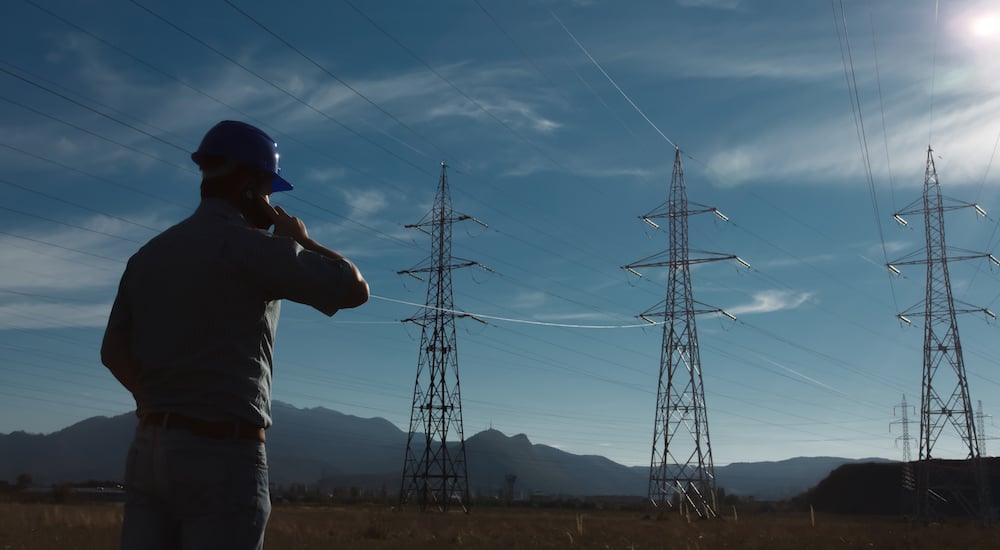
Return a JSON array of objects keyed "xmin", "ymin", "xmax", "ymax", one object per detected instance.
[
  {"xmin": 161, "ymin": 413, "xmax": 170, "ymax": 429},
  {"xmin": 233, "ymin": 421, "xmax": 240, "ymax": 440}
]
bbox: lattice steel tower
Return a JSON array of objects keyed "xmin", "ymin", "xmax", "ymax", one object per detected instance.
[
  {"xmin": 398, "ymin": 162, "xmax": 485, "ymax": 512},
  {"xmin": 891, "ymin": 394, "xmax": 916, "ymax": 494},
  {"xmin": 888, "ymin": 146, "xmax": 996, "ymax": 522},
  {"xmin": 623, "ymin": 148, "xmax": 746, "ymax": 518}
]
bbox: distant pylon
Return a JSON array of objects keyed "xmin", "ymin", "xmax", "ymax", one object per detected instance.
[
  {"xmin": 503, "ymin": 474, "xmax": 517, "ymax": 503},
  {"xmin": 891, "ymin": 394, "xmax": 916, "ymax": 493},
  {"xmin": 398, "ymin": 162, "xmax": 488, "ymax": 512},
  {"xmin": 888, "ymin": 146, "xmax": 996, "ymax": 522},
  {"xmin": 976, "ymin": 400, "xmax": 989, "ymax": 457},
  {"xmin": 623, "ymin": 148, "xmax": 748, "ymax": 518}
]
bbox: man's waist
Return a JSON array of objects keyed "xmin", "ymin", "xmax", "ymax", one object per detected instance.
[{"xmin": 140, "ymin": 412, "xmax": 265, "ymax": 442}]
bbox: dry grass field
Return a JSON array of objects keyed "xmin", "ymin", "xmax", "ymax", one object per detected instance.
[{"xmin": 1, "ymin": 501, "xmax": 999, "ymax": 549}]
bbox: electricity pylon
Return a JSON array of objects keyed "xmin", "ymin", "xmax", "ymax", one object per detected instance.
[
  {"xmin": 976, "ymin": 400, "xmax": 990, "ymax": 457},
  {"xmin": 888, "ymin": 146, "xmax": 997, "ymax": 522},
  {"xmin": 891, "ymin": 394, "xmax": 916, "ymax": 496},
  {"xmin": 623, "ymin": 148, "xmax": 747, "ymax": 518},
  {"xmin": 398, "ymin": 162, "xmax": 487, "ymax": 512}
]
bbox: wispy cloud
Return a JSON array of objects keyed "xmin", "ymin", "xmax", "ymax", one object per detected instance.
[
  {"xmin": 727, "ymin": 290, "xmax": 814, "ymax": 316},
  {"xmin": 0, "ymin": 300, "xmax": 111, "ymax": 330},
  {"xmin": 551, "ymin": 2, "xmax": 999, "ymax": 190},
  {"xmin": 509, "ymin": 290, "xmax": 548, "ymax": 310},
  {"xmin": 879, "ymin": 239, "xmax": 913, "ymax": 256},
  {"xmin": 424, "ymin": 89, "xmax": 562, "ymax": 135},
  {"xmin": 305, "ymin": 166, "xmax": 349, "ymax": 183},
  {"xmin": 676, "ymin": 0, "xmax": 743, "ymax": 10},
  {"xmin": 0, "ymin": 215, "xmax": 145, "ymax": 293},
  {"xmin": 754, "ymin": 254, "xmax": 838, "ymax": 271},
  {"xmin": 532, "ymin": 311, "xmax": 628, "ymax": 323},
  {"xmin": 0, "ymin": 213, "xmax": 163, "ymax": 329},
  {"xmin": 341, "ymin": 187, "xmax": 388, "ymax": 218},
  {"xmin": 702, "ymin": 93, "xmax": 1000, "ymax": 188}
]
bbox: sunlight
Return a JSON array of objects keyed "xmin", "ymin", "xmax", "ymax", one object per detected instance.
[
  {"xmin": 948, "ymin": 6, "xmax": 1000, "ymax": 84},
  {"xmin": 971, "ymin": 14, "xmax": 999, "ymax": 38}
]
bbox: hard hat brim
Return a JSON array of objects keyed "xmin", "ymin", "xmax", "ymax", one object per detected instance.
[{"xmin": 272, "ymin": 174, "xmax": 294, "ymax": 193}]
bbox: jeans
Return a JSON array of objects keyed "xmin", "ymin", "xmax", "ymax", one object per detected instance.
[{"xmin": 120, "ymin": 425, "xmax": 271, "ymax": 550}]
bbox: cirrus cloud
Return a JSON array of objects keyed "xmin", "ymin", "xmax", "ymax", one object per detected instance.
[{"xmin": 727, "ymin": 290, "xmax": 815, "ymax": 316}]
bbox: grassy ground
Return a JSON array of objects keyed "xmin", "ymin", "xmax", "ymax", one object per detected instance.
[{"xmin": 1, "ymin": 501, "xmax": 998, "ymax": 549}]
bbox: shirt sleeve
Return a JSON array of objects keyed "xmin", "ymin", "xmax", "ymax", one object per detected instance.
[{"xmin": 241, "ymin": 231, "xmax": 355, "ymax": 316}]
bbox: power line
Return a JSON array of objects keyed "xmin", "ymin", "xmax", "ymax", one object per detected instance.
[
  {"xmin": 127, "ymin": 0, "xmax": 436, "ymax": 179},
  {"xmin": 338, "ymin": 0, "xmax": 572, "ymax": 174},
  {"xmin": 831, "ymin": 0, "xmax": 899, "ymax": 315},
  {"xmin": 868, "ymin": 13, "xmax": 898, "ymax": 212},
  {"xmin": 0, "ymin": 65, "xmax": 189, "ymax": 154},
  {"xmin": 0, "ymin": 204, "xmax": 143, "ymax": 244},
  {"xmin": 471, "ymin": 0, "xmax": 575, "ymax": 108},
  {"xmin": 26, "ymin": 0, "xmax": 650, "ymax": 311},
  {"xmin": 0, "ymin": 229, "xmax": 125, "ymax": 264},
  {"xmin": 21, "ymin": 0, "xmax": 421, "ymax": 202},
  {"xmin": 371, "ymin": 294, "xmax": 648, "ymax": 329},
  {"xmin": 547, "ymin": 7, "xmax": 678, "ymax": 150},
  {"xmin": 0, "ymin": 94, "xmax": 195, "ymax": 175},
  {"xmin": 0, "ymin": 175, "xmax": 165, "ymax": 233},
  {"xmin": 0, "ymin": 141, "xmax": 187, "ymax": 208},
  {"xmin": 927, "ymin": 0, "xmax": 941, "ymax": 145},
  {"xmin": 221, "ymin": 0, "xmax": 452, "ymax": 161}
]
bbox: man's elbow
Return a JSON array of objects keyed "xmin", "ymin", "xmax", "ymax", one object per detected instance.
[
  {"xmin": 100, "ymin": 336, "xmax": 122, "ymax": 371},
  {"xmin": 101, "ymin": 345, "xmax": 128, "ymax": 376},
  {"xmin": 100, "ymin": 349, "xmax": 114, "ymax": 371},
  {"xmin": 343, "ymin": 279, "xmax": 370, "ymax": 309}
]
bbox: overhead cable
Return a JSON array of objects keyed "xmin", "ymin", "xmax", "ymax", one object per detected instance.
[
  {"xmin": 547, "ymin": 8, "xmax": 678, "ymax": 150},
  {"xmin": 371, "ymin": 294, "xmax": 651, "ymax": 329}
]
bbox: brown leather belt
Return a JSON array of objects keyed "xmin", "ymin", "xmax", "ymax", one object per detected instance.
[{"xmin": 141, "ymin": 412, "xmax": 265, "ymax": 443}]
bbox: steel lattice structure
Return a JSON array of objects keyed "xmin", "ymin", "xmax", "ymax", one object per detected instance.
[
  {"xmin": 398, "ymin": 163, "xmax": 485, "ymax": 512},
  {"xmin": 891, "ymin": 394, "xmax": 916, "ymax": 494},
  {"xmin": 889, "ymin": 147, "xmax": 995, "ymax": 522},
  {"xmin": 623, "ymin": 149, "xmax": 746, "ymax": 517}
]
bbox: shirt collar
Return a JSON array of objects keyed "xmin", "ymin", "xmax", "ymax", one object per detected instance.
[{"xmin": 195, "ymin": 198, "xmax": 249, "ymax": 225}]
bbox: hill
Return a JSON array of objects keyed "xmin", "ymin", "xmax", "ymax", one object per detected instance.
[
  {"xmin": 804, "ymin": 457, "xmax": 1000, "ymax": 515},
  {"xmin": 0, "ymin": 403, "xmax": 886, "ymax": 500},
  {"xmin": 715, "ymin": 456, "xmax": 892, "ymax": 502}
]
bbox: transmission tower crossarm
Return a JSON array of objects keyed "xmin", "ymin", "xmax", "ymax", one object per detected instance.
[
  {"xmin": 896, "ymin": 201, "xmax": 989, "ymax": 217},
  {"xmin": 642, "ymin": 200, "xmax": 729, "ymax": 220},
  {"xmin": 624, "ymin": 252, "xmax": 741, "ymax": 271},
  {"xmin": 399, "ymin": 260, "xmax": 479, "ymax": 275},
  {"xmin": 898, "ymin": 304, "xmax": 996, "ymax": 318},
  {"xmin": 890, "ymin": 252, "xmax": 997, "ymax": 266},
  {"xmin": 403, "ymin": 224, "xmax": 432, "ymax": 236},
  {"xmin": 637, "ymin": 299, "xmax": 734, "ymax": 319},
  {"xmin": 455, "ymin": 214, "xmax": 489, "ymax": 228},
  {"xmin": 407, "ymin": 212, "xmax": 487, "ymax": 230}
]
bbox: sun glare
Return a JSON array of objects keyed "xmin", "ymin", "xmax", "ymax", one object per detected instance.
[{"xmin": 971, "ymin": 15, "xmax": 999, "ymax": 38}]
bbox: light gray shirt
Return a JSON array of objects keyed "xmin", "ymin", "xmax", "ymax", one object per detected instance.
[{"xmin": 106, "ymin": 198, "xmax": 355, "ymax": 428}]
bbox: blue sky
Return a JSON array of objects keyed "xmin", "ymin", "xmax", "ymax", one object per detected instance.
[{"xmin": 2, "ymin": 0, "xmax": 1000, "ymax": 468}]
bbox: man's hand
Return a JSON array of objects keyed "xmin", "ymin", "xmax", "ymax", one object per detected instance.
[
  {"xmin": 269, "ymin": 204, "xmax": 309, "ymax": 243},
  {"xmin": 267, "ymin": 203, "xmax": 347, "ymax": 261}
]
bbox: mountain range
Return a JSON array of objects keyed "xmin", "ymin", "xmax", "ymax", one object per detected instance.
[{"xmin": 0, "ymin": 401, "xmax": 890, "ymax": 500}]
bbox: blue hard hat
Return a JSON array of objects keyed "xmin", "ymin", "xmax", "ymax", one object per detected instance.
[{"xmin": 191, "ymin": 120, "xmax": 294, "ymax": 192}]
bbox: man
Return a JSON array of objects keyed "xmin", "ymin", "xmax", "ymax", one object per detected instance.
[{"xmin": 101, "ymin": 120, "xmax": 369, "ymax": 549}]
